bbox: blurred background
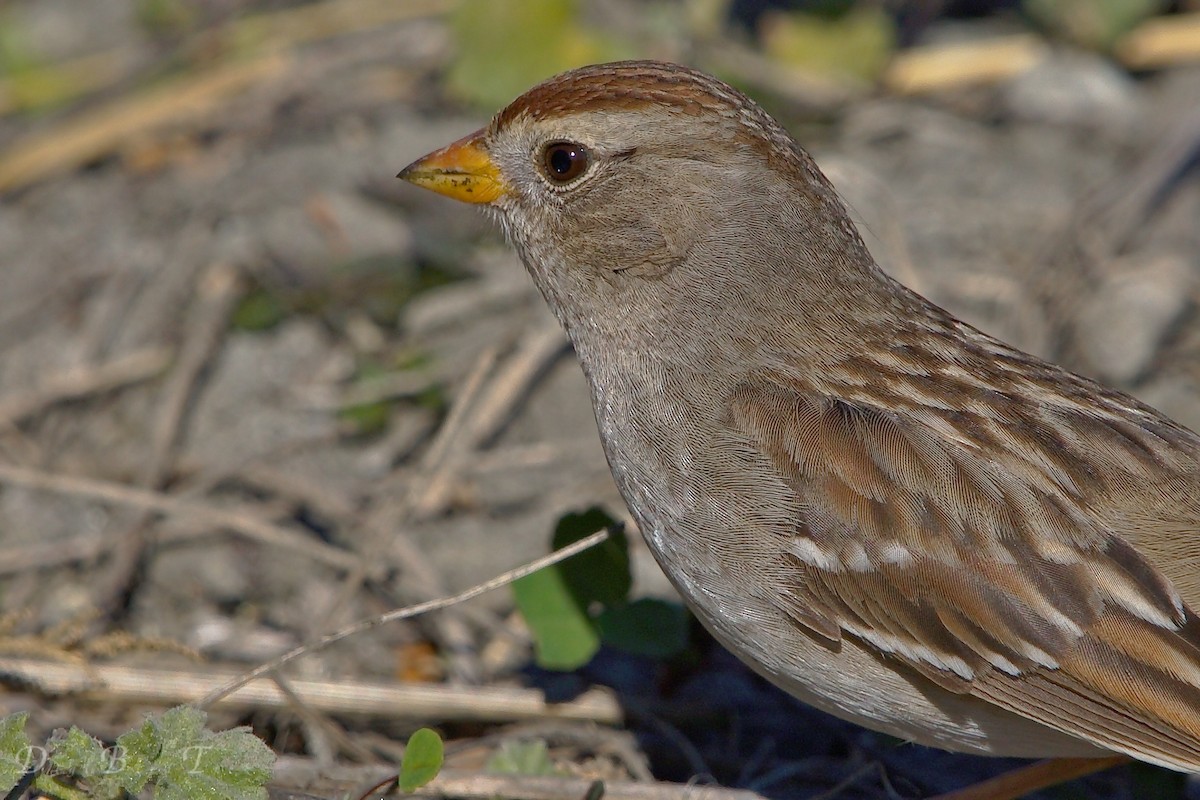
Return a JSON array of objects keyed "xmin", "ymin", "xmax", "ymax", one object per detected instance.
[{"xmin": 0, "ymin": 0, "xmax": 1198, "ymax": 798}]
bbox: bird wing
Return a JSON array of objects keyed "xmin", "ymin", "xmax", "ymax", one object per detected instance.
[{"xmin": 728, "ymin": 376, "xmax": 1200, "ymax": 771}]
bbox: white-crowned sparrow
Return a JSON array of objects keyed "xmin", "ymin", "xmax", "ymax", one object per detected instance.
[{"xmin": 399, "ymin": 60, "xmax": 1200, "ymax": 788}]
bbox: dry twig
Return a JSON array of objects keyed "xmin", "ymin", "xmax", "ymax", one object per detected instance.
[
  {"xmin": 0, "ymin": 462, "xmax": 360, "ymax": 571},
  {"xmin": 198, "ymin": 528, "xmax": 610, "ymax": 707},
  {"xmin": 0, "ymin": 347, "xmax": 170, "ymax": 429},
  {"xmin": 413, "ymin": 770, "xmax": 766, "ymax": 800},
  {"xmin": 0, "ymin": 657, "xmax": 620, "ymax": 724},
  {"xmin": 93, "ymin": 262, "xmax": 244, "ymax": 619},
  {"xmin": 0, "ymin": 52, "xmax": 290, "ymax": 192}
]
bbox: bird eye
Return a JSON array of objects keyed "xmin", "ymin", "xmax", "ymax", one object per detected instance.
[{"xmin": 541, "ymin": 142, "xmax": 589, "ymax": 184}]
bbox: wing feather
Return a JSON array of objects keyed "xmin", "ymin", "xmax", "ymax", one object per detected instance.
[{"xmin": 730, "ymin": 378, "xmax": 1200, "ymax": 771}]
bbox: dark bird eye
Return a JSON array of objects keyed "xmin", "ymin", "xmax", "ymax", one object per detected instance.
[{"xmin": 541, "ymin": 142, "xmax": 589, "ymax": 184}]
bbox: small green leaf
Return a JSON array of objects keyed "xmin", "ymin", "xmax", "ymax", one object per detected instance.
[
  {"xmin": 44, "ymin": 707, "xmax": 272, "ymax": 800},
  {"xmin": 513, "ymin": 561, "xmax": 601, "ymax": 670},
  {"xmin": 596, "ymin": 598, "xmax": 691, "ymax": 659},
  {"xmin": 485, "ymin": 740, "xmax": 558, "ymax": 776},
  {"xmin": 513, "ymin": 508, "xmax": 626, "ymax": 670},
  {"xmin": 0, "ymin": 713, "xmax": 32, "ymax": 793},
  {"xmin": 552, "ymin": 507, "xmax": 629, "ymax": 608},
  {"xmin": 337, "ymin": 400, "xmax": 391, "ymax": 436},
  {"xmin": 47, "ymin": 727, "xmax": 112, "ymax": 781},
  {"xmin": 231, "ymin": 289, "xmax": 287, "ymax": 331},
  {"xmin": 108, "ymin": 717, "xmax": 160, "ymax": 793},
  {"xmin": 148, "ymin": 707, "xmax": 273, "ymax": 800},
  {"xmin": 398, "ymin": 728, "xmax": 444, "ymax": 792}
]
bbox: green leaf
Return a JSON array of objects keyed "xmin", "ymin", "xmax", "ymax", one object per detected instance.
[
  {"xmin": 47, "ymin": 727, "xmax": 113, "ymax": 781},
  {"xmin": 446, "ymin": 0, "xmax": 631, "ymax": 110},
  {"xmin": 0, "ymin": 713, "xmax": 32, "ymax": 793},
  {"xmin": 46, "ymin": 709, "xmax": 272, "ymax": 800},
  {"xmin": 551, "ymin": 507, "xmax": 629, "ymax": 608},
  {"xmin": 513, "ymin": 559, "xmax": 601, "ymax": 670},
  {"xmin": 146, "ymin": 707, "xmax": 273, "ymax": 800},
  {"xmin": 108, "ymin": 717, "xmax": 160, "ymax": 794},
  {"xmin": 1023, "ymin": 0, "xmax": 1164, "ymax": 49},
  {"xmin": 596, "ymin": 598, "xmax": 691, "ymax": 659},
  {"xmin": 485, "ymin": 739, "xmax": 559, "ymax": 776},
  {"xmin": 398, "ymin": 728, "xmax": 444, "ymax": 792},
  {"xmin": 760, "ymin": 7, "xmax": 896, "ymax": 83},
  {"xmin": 513, "ymin": 508, "xmax": 627, "ymax": 670}
]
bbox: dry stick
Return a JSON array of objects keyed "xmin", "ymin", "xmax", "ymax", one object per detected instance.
[
  {"xmin": 462, "ymin": 324, "xmax": 569, "ymax": 449},
  {"xmin": 411, "ymin": 323, "xmax": 568, "ymax": 518},
  {"xmin": 198, "ymin": 528, "xmax": 610, "ymax": 708},
  {"xmin": 388, "ymin": 326, "xmax": 567, "ymax": 678},
  {"xmin": 218, "ymin": 462, "xmax": 359, "ymax": 521},
  {"xmin": 0, "ymin": 347, "xmax": 170, "ymax": 429},
  {"xmin": 882, "ymin": 34, "xmax": 1046, "ymax": 94},
  {"xmin": 0, "ymin": 462, "xmax": 360, "ymax": 571},
  {"xmin": 270, "ymin": 673, "xmax": 379, "ymax": 764},
  {"xmin": 92, "ymin": 262, "xmax": 245, "ymax": 619},
  {"xmin": 1116, "ymin": 11, "xmax": 1200, "ymax": 69},
  {"xmin": 0, "ymin": 531, "xmax": 110, "ymax": 575},
  {"xmin": 0, "ymin": 656, "xmax": 620, "ymax": 724},
  {"xmin": 0, "ymin": 434, "xmax": 349, "ymax": 576},
  {"xmin": 414, "ymin": 345, "xmax": 503, "ymax": 480},
  {"xmin": 273, "ymin": 758, "xmax": 759, "ymax": 800},
  {"xmin": 318, "ymin": 345, "xmax": 502, "ymax": 683},
  {"xmin": 300, "ymin": 370, "xmax": 440, "ymax": 412},
  {"xmin": 412, "ymin": 770, "xmax": 767, "ymax": 800},
  {"xmin": 0, "ymin": 52, "xmax": 290, "ymax": 192}
]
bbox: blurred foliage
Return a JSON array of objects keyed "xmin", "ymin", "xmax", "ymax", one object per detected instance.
[
  {"xmin": 486, "ymin": 739, "xmax": 562, "ymax": 776},
  {"xmin": 0, "ymin": 707, "xmax": 273, "ymax": 800},
  {"xmin": 231, "ymin": 288, "xmax": 289, "ymax": 331},
  {"xmin": 550, "ymin": 508, "xmax": 632, "ymax": 609},
  {"xmin": 759, "ymin": 7, "xmax": 896, "ymax": 83},
  {"xmin": 136, "ymin": 0, "xmax": 196, "ymax": 37},
  {"xmin": 398, "ymin": 728, "xmax": 444, "ymax": 792},
  {"xmin": 1023, "ymin": 0, "xmax": 1165, "ymax": 49},
  {"xmin": 230, "ymin": 259, "xmax": 456, "ymax": 333},
  {"xmin": 338, "ymin": 356, "xmax": 444, "ymax": 437},
  {"xmin": 0, "ymin": 13, "xmax": 97, "ymax": 113},
  {"xmin": 596, "ymin": 597, "xmax": 692, "ymax": 659},
  {"xmin": 337, "ymin": 397, "xmax": 392, "ymax": 437},
  {"xmin": 513, "ymin": 508, "xmax": 691, "ymax": 670},
  {"xmin": 447, "ymin": 0, "xmax": 632, "ymax": 109}
]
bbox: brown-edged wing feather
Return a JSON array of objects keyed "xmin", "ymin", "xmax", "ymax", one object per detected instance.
[{"xmin": 729, "ymin": 376, "xmax": 1200, "ymax": 771}]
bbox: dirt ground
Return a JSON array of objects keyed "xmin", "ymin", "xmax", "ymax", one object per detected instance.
[{"xmin": 1, "ymin": 1, "xmax": 1200, "ymax": 799}]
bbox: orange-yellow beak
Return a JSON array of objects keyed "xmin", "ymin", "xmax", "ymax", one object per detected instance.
[{"xmin": 397, "ymin": 130, "xmax": 507, "ymax": 204}]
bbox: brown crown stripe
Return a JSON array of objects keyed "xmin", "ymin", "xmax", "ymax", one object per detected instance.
[{"xmin": 492, "ymin": 61, "xmax": 750, "ymax": 132}]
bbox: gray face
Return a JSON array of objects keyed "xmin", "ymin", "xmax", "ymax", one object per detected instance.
[{"xmin": 481, "ymin": 105, "xmax": 884, "ymax": 372}]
